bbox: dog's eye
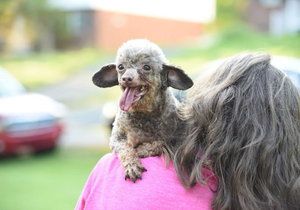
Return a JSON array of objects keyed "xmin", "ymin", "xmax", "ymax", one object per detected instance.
[
  {"xmin": 143, "ymin": 65, "xmax": 151, "ymax": 71},
  {"xmin": 118, "ymin": 64, "xmax": 124, "ymax": 70}
]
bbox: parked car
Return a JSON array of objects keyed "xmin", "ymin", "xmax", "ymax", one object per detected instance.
[
  {"xmin": 0, "ymin": 68, "xmax": 66, "ymax": 156},
  {"xmin": 271, "ymin": 56, "xmax": 300, "ymax": 90},
  {"xmin": 100, "ymin": 55, "xmax": 300, "ymax": 129}
]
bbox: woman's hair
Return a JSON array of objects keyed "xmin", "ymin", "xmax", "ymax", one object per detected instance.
[{"xmin": 174, "ymin": 53, "xmax": 300, "ymax": 210}]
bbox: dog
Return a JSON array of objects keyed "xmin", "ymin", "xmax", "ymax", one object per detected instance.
[{"xmin": 92, "ymin": 39, "xmax": 193, "ymax": 182}]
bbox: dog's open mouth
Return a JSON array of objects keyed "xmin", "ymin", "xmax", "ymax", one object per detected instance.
[{"xmin": 119, "ymin": 86, "xmax": 148, "ymax": 111}]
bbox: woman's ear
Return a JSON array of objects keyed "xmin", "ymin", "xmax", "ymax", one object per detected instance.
[
  {"xmin": 163, "ymin": 64, "xmax": 193, "ymax": 90},
  {"xmin": 92, "ymin": 64, "xmax": 118, "ymax": 88}
]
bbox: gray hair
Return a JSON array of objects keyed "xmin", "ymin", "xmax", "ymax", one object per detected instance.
[{"xmin": 175, "ymin": 53, "xmax": 300, "ymax": 210}]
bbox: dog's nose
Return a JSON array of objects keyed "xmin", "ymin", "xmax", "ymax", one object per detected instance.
[{"xmin": 122, "ymin": 76, "xmax": 133, "ymax": 82}]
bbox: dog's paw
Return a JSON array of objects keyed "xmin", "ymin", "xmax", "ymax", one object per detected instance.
[{"xmin": 124, "ymin": 162, "xmax": 147, "ymax": 182}]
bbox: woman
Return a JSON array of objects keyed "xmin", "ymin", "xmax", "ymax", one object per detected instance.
[{"xmin": 175, "ymin": 53, "xmax": 300, "ymax": 210}]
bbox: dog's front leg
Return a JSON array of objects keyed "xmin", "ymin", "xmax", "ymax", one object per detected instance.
[
  {"xmin": 110, "ymin": 128, "xmax": 147, "ymax": 182},
  {"xmin": 118, "ymin": 143, "xmax": 147, "ymax": 182}
]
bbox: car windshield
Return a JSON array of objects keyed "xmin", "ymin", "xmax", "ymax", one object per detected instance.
[
  {"xmin": 285, "ymin": 70, "xmax": 300, "ymax": 89},
  {"xmin": 0, "ymin": 69, "xmax": 25, "ymax": 97}
]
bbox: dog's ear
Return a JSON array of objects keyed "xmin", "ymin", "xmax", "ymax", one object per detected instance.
[
  {"xmin": 163, "ymin": 64, "xmax": 193, "ymax": 90},
  {"xmin": 92, "ymin": 64, "xmax": 119, "ymax": 88}
]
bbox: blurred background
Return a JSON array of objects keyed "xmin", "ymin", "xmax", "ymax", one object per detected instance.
[{"xmin": 0, "ymin": 0, "xmax": 299, "ymax": 209}]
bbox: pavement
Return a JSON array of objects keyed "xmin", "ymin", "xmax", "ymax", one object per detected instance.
[{"xmin": 37, "ymin": 63, "xmax": 113, "ymax": 148}]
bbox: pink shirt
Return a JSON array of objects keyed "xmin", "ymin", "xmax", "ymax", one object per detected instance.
[{"xmin": 75, "ymin": 153, "xmax": 216, "ymax": 210}]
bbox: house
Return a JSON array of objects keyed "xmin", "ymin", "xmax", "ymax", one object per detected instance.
[
  {"xmin": 245, "ymin": 0, "xmax": 300, "ymax": 35},
  {"xmin": 50, "ymin": 0, "xmax": 216, "ymax": 50}
]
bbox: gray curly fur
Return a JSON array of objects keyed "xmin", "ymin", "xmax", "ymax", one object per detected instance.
[{"xmin": 93, "ymin": 39, "xmax": 193, "ymax": 182}]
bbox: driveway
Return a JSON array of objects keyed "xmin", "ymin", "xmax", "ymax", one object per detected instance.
[{"xmin": 37, "ymin": 63, "xmax": 112, "ymax": 148}]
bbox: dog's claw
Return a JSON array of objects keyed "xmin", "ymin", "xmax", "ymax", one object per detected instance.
[{"xmin": 124, "ymin": 163, "xmax": 147, "ymax": 183}]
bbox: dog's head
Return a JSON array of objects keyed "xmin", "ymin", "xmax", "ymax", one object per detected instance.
[{"xmin": 93, "ymin": 39, "xmax": 193, "ymax": 112}]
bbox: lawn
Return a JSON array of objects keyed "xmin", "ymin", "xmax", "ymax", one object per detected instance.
[
  {"xmin": 0, "ymin": 48, "xmax": 109, "ymax": 90},
  {"xmin": 0, "ymin": 148, "xmax": 109, "ymax": 210},
  {"xmin": 168, "ymin": 26, "xmax": 300, "ymax": 75}
]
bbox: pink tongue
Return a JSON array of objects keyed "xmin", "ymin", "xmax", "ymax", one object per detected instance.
[{"xmin": 119, "ymin": 87, "xmax": 138, "ymax": 111}]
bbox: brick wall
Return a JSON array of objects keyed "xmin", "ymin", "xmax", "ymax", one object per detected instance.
[{"xmin": 94, "ymin": 10, "xmax": 202, "ymax": 50}]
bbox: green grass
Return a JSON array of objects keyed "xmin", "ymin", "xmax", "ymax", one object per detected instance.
[
  {"xmin": 0, "ymin": 148, "xmax": 109, "ymax": 210},
  {"xmin": 0, "ymin": 48, "xmax": 109, "ymax": 90},
  {"xmin": 168, "ymin": 26, "xmax": 300, "ymax": 75}
]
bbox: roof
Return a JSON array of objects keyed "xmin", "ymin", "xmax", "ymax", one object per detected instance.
[{"xmin": 49, "ymin": 0, "xmax": 216, "ymax": 23}]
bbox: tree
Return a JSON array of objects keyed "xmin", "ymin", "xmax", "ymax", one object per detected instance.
[{"xmin": 0, "ymin": 0, "xmax": 70, "ymax": 54}]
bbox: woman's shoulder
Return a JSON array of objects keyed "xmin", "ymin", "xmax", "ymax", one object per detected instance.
[
  {"xmin": 93, "ymin": 153, "xmax": 166, "ymax": 173},
  {"xmin": 79, "ymin": 153, "xmax": 215, "ymax": 210},
  {"xmin": 93, "ymin": 153, "xmax": 216, "ymax": 187},
  {"xmin": 94, "ymin": 152, "xmax": 116, "ymax": 168},
  {"xmin": 93, "ymin": 152, "xmax": 216, "ymax": 194}
]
